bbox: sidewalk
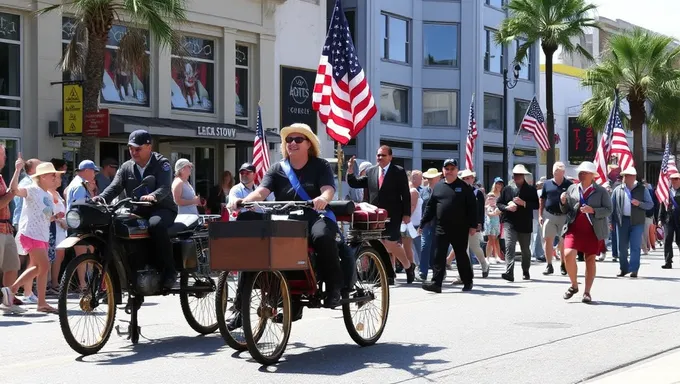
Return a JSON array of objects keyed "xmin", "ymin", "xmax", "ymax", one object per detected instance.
[{"xmin": 587, "ymin": 349, "xmax": 680, "ymax": 384}]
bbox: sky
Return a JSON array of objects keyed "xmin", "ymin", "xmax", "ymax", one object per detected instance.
[{"xmin": 592, "ymin": 0, "xmax": 680, "ymax": 39}]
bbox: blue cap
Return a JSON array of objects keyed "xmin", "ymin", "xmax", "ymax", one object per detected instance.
[
  {"xmin": 128, "ymin": 130, "xmax": 152, "ymax": 147},
  {"xmin": 78, "ymin": 160, "xmax": 99, "ymax": 172},
  {"xmin": 494, "ymin": 177, "xmax": 504, "ymax": 184},
  {"xmin": 443, "ymin": 158, "xmax": 458, "ymax": 168}
]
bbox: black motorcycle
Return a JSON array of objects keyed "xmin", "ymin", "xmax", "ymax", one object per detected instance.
[{"xmin": 56, "ymin": 176, "xmax": 221, "ymax": 355}]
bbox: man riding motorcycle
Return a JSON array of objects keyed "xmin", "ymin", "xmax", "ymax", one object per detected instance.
[{"xmin": 95, "ymin": 130, "xmax": 178, "ymax": 289}]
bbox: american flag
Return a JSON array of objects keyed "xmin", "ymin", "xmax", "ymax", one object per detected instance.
[
  {"xmin": 594, "ymin": 92, "xmax": 634, "ymax": 185},
  {"xmin": 465, "ymin": 94, "xmax": 477, "ymax": 171},
  {"xmin": 520, "ymin": 96, "xmax": 550, "ymax": 151},
  {"xmin": 656, "ymin": 135, "xmax": 678, "ymax": 207},
  {"xmin": 312, "ymin": 0, "xmax": 377, "ymax": 145},
  {"xmin": 253, "ymin": 106, "xmax": 270, "ymax": 184}
]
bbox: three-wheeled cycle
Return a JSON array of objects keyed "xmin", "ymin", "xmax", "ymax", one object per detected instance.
[{"xmin": 211, "ymin": 200, "xmax": 393, "ymax": 365}]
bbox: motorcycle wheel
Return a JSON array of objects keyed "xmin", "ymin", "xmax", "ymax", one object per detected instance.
[
  {"xmin": 180, "ymin": 271, "xmax": 218, "ymax": 334},
  {"xmin": 342, "ymin": 247, "xmax": 390, "ymax": 347},
  {"xmin": 215, "ymin": 271, "xmax": 247, "ymax": 351},
  {"xmin": 58, "ymin": 252, "xmax": 117, "ymax": 355}
]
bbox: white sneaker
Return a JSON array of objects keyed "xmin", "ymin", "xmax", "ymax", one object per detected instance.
[
  {"xmin": 1, "ymin": 287, "xmax": 11, "ymax": 307},
  {"xmin": 22, "ymin": 294, "xmax": 38, "ymax": 304}
]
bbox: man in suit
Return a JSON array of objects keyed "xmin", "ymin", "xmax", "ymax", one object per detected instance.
[
  {"xmin": 347, "ymin": 145, "xmax": 415, "ymax": 283},
  {"xmin": 659, "ymin": 172, "xmax": 680, "ymax": 269},
  {"xmin": 96, "ymin": 130, "xmax": 178, "ymax": 289}
]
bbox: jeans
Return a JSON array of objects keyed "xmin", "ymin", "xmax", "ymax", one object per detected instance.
[
  {"xmin": 611, "ymin": 217, "xmax": 618, "ymax": 259},
  {"xmin": 420, "ymin": 224, "xmax": 435, "ymax": 278},
  {"xmin": 530, "ymin": 220, "xmax": 545, "ymax": 259},
  {"xmin": 412, "ymin": 226, "xmax": 421, "ymax": 266},
  {"xmin": 615, "ymin": 216, "xmax": 643, "ymax": 273}
]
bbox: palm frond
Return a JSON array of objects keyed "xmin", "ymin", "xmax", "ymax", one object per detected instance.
[
  {"xmin": 60, "ymin": 20, "xmax": 89, "ymax": 76},
  {"xmin": 116, "ymin": 28, "xmax": 150, "ymax": 76}
]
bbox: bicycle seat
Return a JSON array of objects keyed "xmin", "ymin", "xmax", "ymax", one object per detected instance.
[{"xmin": 168, "ymin": 214, "xmax": 199, "ymax": 237}]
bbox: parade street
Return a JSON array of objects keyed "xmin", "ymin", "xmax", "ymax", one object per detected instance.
[{"xmin": 3, "ymin": 248, "xmax": 680, "ymax": 384}]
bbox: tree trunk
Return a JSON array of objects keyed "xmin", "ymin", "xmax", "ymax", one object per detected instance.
[
  {"xmin": 629, "ymin": 99, "xmax": 646, "ymax": 178},
  {"xmin": 543, "ymin": 46, "xmax": 557, "ymax": 179},
  {"xmin": 80, "ymin": 33, "xmax": 107, "ymax": 161}
]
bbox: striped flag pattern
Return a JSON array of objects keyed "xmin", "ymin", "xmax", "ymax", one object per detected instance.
[
  {"xmin": 312, "ymin": 0, "xmax": 377, "ymax": 145},
  {"xmin": 465, "ymin": 94, "xmax": 477, "ymax": 171},
  {"xmin": 656, "ymin": 135, "xmax": 678, "ymax": 207},
  {"xmin": 520, "ymin": 96, "xmax": 550, "ymax": 151},
  {"xmin": 594, "ymin": 92, "xmax": 634, "ymax": 185},
  {"xmin": 253, "ymin": 105, "xmax": 270, "ymax": 184}
]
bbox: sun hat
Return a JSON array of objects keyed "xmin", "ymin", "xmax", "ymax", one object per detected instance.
[
  {"xmin": 31, "ymin": 162, "xmax": 66, "ymax": 178},
  {"xmin": 670, "ymin": 173, "xmax": 680, "ymax": 179},
  {"xmin": 575, "ymin": 161, "xmax": 598, "ymax": 174},
  {"xmin": 512, "ymin": 164, "xmax": 531, "ymax": 175},
  {"xmin": 620, "ymin": 166, "xmax": 637, "ymax": 176},
  {"xmin": 174, "ymin": 158, "xmax": 192, "ymax": 173},
  {"xmin": 279, "ymin": 123, "xmax": 321, "ymax": 158},
  {"xmin": 422, "ymin": 168, "xmax": 441, "ymax": 179},
  {"xmin": 459, "ymin": 169, "xmax": 476, "ymax": 179}
]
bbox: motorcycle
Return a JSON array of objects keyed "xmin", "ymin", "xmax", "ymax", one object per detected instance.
[{"xmin": 56, "ymin": 175, "xmax": 221, "ymax": 355}]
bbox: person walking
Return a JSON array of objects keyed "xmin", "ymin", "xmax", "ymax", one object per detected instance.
[
  {"xmin": 539, "ymin": 162, "xmax": 572, "ymax": 275},
  {"xmin": 459, "ymin": 169, "xmax": 490, "ymax": 278},
  {"xmin": 497, "ymin": 164, "xmax": 539, "ymax": 281},
  {"xmin": 659, "ymin": 173, "xmax": 680, "ymax": 269},
  {"xmin": 418, "ymin": 168, "xmax": 441, "ymax": 280}
]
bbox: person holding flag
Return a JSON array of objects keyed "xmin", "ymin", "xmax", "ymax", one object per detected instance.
[{"xmin": 656, "ymin": 137, "xmax": 680, "ymax": 270}]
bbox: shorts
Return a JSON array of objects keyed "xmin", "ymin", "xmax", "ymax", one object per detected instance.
[
  {"xmin": 383, "ymin": 220, "xmax": 402, "ymax": 242},
  {"xmin": 542, "ymin": 211, "xmax": 568, "ymax": 238},
  {"xmin": 0, "ymin": 233, "xmax": 20, "ymax": 272},
  {"xmin": 18, "ymin": 234, "xmax": 49, "ymax": 253}
]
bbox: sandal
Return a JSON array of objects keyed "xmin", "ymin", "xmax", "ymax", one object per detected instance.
[
  {"xmin": 37, "ymin": 305, "xmax": 58, "ymax": 314},
  {"xmin": 563, "ymin": 286, "xmax": 579, "ymax": 300},
  {"xmin": 582, "ymin": 293, "xmax": 592, "ymax": 304}
]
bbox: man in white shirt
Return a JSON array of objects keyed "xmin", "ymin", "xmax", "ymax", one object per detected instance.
[{"xmin": 228, "ymin": 163, "xmax": 273, "ymax": 219}]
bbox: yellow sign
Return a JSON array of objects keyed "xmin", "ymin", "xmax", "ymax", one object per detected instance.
[
  {"xmin": 63, "ymin": 83, "xmax": 83, "ymax": 134},
  {"xmin": 539, "ymin": 148, "xmax": 561, "ymax": 164}
]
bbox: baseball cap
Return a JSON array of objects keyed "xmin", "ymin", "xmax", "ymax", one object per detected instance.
[
  {"xmin": 78, "ymin": 160, "xmax": 99, "ymax": 172},
  {"xmin": 494, "ymin": 177, "xmax": 504, "ymax": 184},
  {"xmin": 443, "ymin": 158, "xmax": 458, "ymax": 168},
  {"xmin": 101, "ymin": 158, "xmax": 118, "ymax": 168},
  {"xmin": 128, "ymin": 130, "xmax": 152, "ymax": 147},
  {"xmin": 174, "ymin": 158, "xmax": 192, "ymax": 173},
  {"xmin": 239, "ymin": 163, "xmax": 256, "ymax": 173}
]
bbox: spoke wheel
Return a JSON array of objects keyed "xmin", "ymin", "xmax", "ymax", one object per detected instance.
[
  {"xmin": 58, "ymin": 252, "xmax": 117, "ymax": 355},
  {"xmin": 342, "ymin": 247, "xmax": 390, "ymax": 346},
  {"xmin": 241, "ymin": 271, "xmax": 292, "ymax": 365},
  {"xmin": 216, "ymin": 271, "xmax": 248, "ymax": 351},
  {"xmin": 180, "ymin": 271, "xmax": 218, "ymax": 334}
]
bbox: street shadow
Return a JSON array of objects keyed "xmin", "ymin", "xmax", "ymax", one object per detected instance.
[
  {"xmin": 0, "ymin": 319, "xmax": 31, "ymax": 326},
  {"xmin": 597, "ymin": 275, "xmax": 680, "ymax": 282},
  {"xmin": 258, "ymin": 342, "xmax": 447, "ymax": 378},
  {"xmin": 580, "ymin": 301, "xmax": 680, "ymax": 310},
  {"xmin": 456, "ymin": 289, "xmax": 519, "ymax": 297}
]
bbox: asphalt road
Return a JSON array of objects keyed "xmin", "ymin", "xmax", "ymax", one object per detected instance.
[{"xmin": 3, "ymin": 248, "xmax": 680, "ymax": 384}]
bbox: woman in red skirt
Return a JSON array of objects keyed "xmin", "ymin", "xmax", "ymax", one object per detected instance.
[{"xmin": 559, "ymin": 162, "xmax": 613, "ymax": 303}]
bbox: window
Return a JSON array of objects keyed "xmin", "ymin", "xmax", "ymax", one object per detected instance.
[
  {"xmin": 423, "ymin": 23, "xmax": 458, "ymax": 67},
  {"xmin": 485, "ymin": 29, "xmax": 502, "ymax": 73},
  {"xmin": 380, "ymin": 84, "xmax": 409, "ymax": 124},
  {"xmin": 484, "ymin": 94, "xmax": 503, "ymax": 131},
  {"xmin": 515, "ymin": 99, "xmax": 531, "ymax": 132},
  {"xmin": 515, "ymin": 39, "xmax": 532, "ymax": 80},
  {"xmin": 381, "ymin": 14, "xmax": 409, "ymax": 63},
  {"xmin": 171, "ymin": 35, "xmax": 215, "ymax": 113},
  {"xmin": 62, "ymin": 18, "xmax": 151, "ymax": 106},
  {"xmin": 0, "ymin": 12, "xmax": 20, "ymax": 129},
  {"xmin": 423, "ymin": 91, "xmax": 458, "ymax": 126},
  {"xmin": 235, "ymin": 45, "xmax": 249, "ymax": 126},
  {"xmin": 486, "ymin": 0, "xmax": 504, "ymax": 7},
  {"xmin": 345, "ymin": 9, "xmax": 357, "ymax": 47}
]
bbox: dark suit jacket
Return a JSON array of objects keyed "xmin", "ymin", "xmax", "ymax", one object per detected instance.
[
  {"xmin": 347, "ymin": 163, "xmax": 411, "ymax": 221},
  {"xmin": 659, "ymin": 189, "xmax": 680, "ymax": 226}
]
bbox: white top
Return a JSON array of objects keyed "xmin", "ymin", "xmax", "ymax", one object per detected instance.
[
  {"xmin": 18, "ymin": 183, "xmax": 54, "ymax": 242},
  {"xmin": 53, "ymin": 192, "xmax": 67, "ymax": 244},
  {"xmin": 410, "ymin": 187, "xmax": 423, "ymax": 226}
]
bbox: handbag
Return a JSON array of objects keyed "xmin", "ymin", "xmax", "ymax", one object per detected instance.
[{"xmin": 656, "ymin": 226, "xmax": 665, "ymax": 241}]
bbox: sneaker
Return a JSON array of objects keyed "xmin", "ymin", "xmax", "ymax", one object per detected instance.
[
  {"xmin": 0, "ymin": 287, "xmax": 11, "ymax": 307},
  {"xmin": 22, "ymin": 294, "xmax": 38, "ymax": 304}
]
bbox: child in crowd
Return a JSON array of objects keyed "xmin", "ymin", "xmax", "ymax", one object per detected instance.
[{"xmin": 485, "ymin": 193, "xmax": 502, "ymax": 264}]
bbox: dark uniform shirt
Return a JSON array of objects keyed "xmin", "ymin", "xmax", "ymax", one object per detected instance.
[
  {"xmin": 541, "ymin": 178, "xmax": 573, "ymax": 214},
  {"xmin": 99, "ymin": 152, "xmax": 177, "ymax": 212},
  {"xmin": 421, "ymin": 177, "xmax": 477, "ymax": 234}
]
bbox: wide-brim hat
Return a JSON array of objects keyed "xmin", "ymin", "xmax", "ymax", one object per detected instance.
[
  {"xmin": 512, "ymin": 164, "xmax": 531, "ymax": 175},
  {"xmin": 670, "ymin": 173, "xmax": 680, "ymax": 179},
  {"xmin": 422, "ymin": 168, "xmax": 441, "ymax": 179},
  {"xmin": 280, "ymin": 123, "xmax": 321, "ymax": 157},
  {"xmin": 620, "ymin": 166, "xmax": 637, "ymax": 176},
  {"xmin": 32, "ymin": 162, "xmax": 66, "ymax": 178},
  {"xmin": 459, "ymin": 169, "xmax": 476, "ymax": 179},
  {"xmin": 575, "ymin": 161, "xmax": 598, "ymax": 174}
]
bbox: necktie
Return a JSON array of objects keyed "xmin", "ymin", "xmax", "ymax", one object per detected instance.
[{"xmin": 379, "ymin": 168, "xmax": 386, "ymax": 189}]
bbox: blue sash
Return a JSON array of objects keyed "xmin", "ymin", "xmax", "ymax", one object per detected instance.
[
  {"xmin": 280, "ymin": 160, "xmax": 336, "ymax": 223},
  {"xmin": 579, "ymin": 185, "xmax": 594, "ymax": 226}
]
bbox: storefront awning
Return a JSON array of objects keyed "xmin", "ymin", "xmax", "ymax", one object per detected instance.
[{"xmin": 109, "ymin": 114, "xmax": 281, "ymax": 143}]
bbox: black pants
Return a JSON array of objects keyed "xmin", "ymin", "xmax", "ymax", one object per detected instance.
[
  {"xmin": 664, "ymin": 221, "xmax": 680, "ymax": 264},
  {"xmin": 431, "ymin": 226, "xmax": 472, "ymax": 286},
  {"xmin": 138, "ymin": 207, "xmax": 177, "ymax": 276}
]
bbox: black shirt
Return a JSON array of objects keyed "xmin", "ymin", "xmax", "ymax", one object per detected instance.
[
  {"xmin": 496, "ymin": 182, "xmax": 539, "ymax": 233},
  {"xmin": 540, "ymin": 178, "xmax": 573, "ymax": 213},
  {"xmin": 421, "ymin": 178, "xmax": 477, "ymax": 233},
  {"xmin": 260, "ymin": 157, "xmax": 335, "ymax": 201}
]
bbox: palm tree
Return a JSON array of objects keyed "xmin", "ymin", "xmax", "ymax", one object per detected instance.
[
  {"xmin": 38, "ymin": 0, "xmax": 188, "ymax": 160},
  {"xmin": 496, "ymin": 0, "xmax": 598, "ymax": 178},
  {"xmin": 579, "ymin": 28, "xmax": 680, "ymax": 171}
]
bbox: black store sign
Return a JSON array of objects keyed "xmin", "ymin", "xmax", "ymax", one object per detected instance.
[
  {"xmin": 568, "ymin": 117, "xmax": 597, "ymax": 164},
  {"xmin": 280, "ymin": 66, "xmax": 318, "ymax": 134}
]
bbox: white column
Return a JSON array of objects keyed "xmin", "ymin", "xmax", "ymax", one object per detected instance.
[
  {"xmin": 156, "ymin": 36, "xmax": 172, "ymax": 118},
  {"xmin": 258, "ymin": 33, "xmax": 276, "ymax": 130},
  {"xmin": 222, "ymin": 28, "xmax": 237, "ymax": 124}
]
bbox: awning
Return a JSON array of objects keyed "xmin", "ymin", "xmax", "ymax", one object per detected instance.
[{"xmin": 109, "ymin": 115, "xmax": 281, "ymax": 143}]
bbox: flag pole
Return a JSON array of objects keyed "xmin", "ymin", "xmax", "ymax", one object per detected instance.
[{"xmin": 336, "ymin": 141, "xmax": 344, "ymax": 200}]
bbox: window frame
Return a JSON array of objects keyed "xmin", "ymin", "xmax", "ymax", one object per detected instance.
[
  {"xmin": 381, "ymin": 13, "xmax": 411, "ymax": 64},
  {"xmin": 514, "ymin": 98, "xmax": 531, "ymax": 133},
  {"xmin": 484, "ymin": 28, "xmax": 503, "ymax": 74},
  {"xmin": 483, "ymin": 93, "xmax": 503, "ymax": 131},
  {"xmin": 422, "ymin": 89, "xmax": 459, "ymax": 127},
  {"xmin": 0, "ymin": 11, "xmax": 22, "ymax": 130},
  {"xmin": 235, "ymin": 43, "xmax": 251, "ymax": 127},
  {"xmin": 170, "ymin": 34, "xmax": 217, "ymax": 114},
  {"xmin": 379, "ymin": 83, "xmax": 410, "ymax": 125},
  {"xmin": 485, "ymin": 0, "xmax": 505, "ymax": 9},
  {"xmin": 422, "ymin": 22, "xmax": 460, "ymax": 68}
]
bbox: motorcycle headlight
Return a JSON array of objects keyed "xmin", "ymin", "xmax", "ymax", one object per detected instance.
[{"xmin": 66, "ymin": 210, "xmax": 82, "ymax": 229}]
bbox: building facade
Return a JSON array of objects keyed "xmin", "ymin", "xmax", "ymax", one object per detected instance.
[
  {"xmin": 325, "ymin": 0, "xmax": 541, "ymax": 188},
  {"xmin": 0, "ymin": 0, "xmax": 329, "ymax": 199}
]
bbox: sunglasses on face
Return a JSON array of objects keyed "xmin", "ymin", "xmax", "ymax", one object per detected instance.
[{"xmin": 285, "ymin": 136, "xmax": 307, "ymax": 144}]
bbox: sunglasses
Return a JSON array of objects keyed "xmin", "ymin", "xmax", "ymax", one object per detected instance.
[{"xmin": 285, "ymin": 136, "xmax": 307, "ymax": 144}]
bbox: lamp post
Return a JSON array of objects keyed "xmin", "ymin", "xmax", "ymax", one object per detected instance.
[{"xmin": 502, "ymin": 64, "xmax": 521, "ymax": 179}]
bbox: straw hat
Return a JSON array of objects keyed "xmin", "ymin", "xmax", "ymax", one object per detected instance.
[
  {"xmin": 512, "ymin": 164, "xmax": 531, "ymax": 175},
  {"xmin": 422, "ymin": 168, "xmax": 441, "ymax": 179},
  {"xmin": 575, "ymin": 161, "xmax": 598, "ymax": 174},
  {"xmin": 670, "ymin": 173, "xmax": 680, "ymax": 179},
  {"xmin": 280, "ymin": 123, "xmax": 321, "ymax": 158},
  {"xmin": 620, "ymin": 166, "xmax": 637, "ymax": 176},
  {"xmin": 31, "ymin": 162, "xmax": 65, "ymax": 178},
  {"xmin": 459, "ymin": 169, "xmax": 476, "ymax": 179}
]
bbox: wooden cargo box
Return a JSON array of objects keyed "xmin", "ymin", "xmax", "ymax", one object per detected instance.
[{"xmin": 209, "ymin": 220, "xmax": 309, "ymax": 271}]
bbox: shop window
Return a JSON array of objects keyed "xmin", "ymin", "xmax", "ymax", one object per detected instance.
[
  {"xmin": 61, "ymin": 17, "xmax": 151, "ymax": 106},
  {"xmin": 194, "ymin": 147, "xmax": 215, "ymax": 199},
  {"xmin": 171, "ymin": 35, "xmax": 215, "ymax": 113},
  {"xmin": 235, "ymin": 44, "xmax": 249, "ymax": 126},
  {"xmin": 0, "ymin": 12, "xmax": 21, "ymax": 129},
  {"xmin": 380, "ymin": 84, "xmax": 409, "ymax": 124}
]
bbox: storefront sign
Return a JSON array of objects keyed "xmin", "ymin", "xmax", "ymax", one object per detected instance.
[
  {"xmin": 62, "ymin": 83, "xmax": 83, "ymax": 134},
  {"xmin": 84, "ymin": 109, "xmax": 110, "ymax": 137},
  {"xmin": 196, "ymin": 125, "xmax": 237, "ymax": 138},
  {"xmin": 539, "ymin": 148, "xmax": 561, "ymax": 165},
  {"xmin": 568, "ymin": 117, "xmax": 596, "ymax": 164},
  {"xmin": 280, "ymin": 66, "xmax": 318, "ymax": 134}
]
